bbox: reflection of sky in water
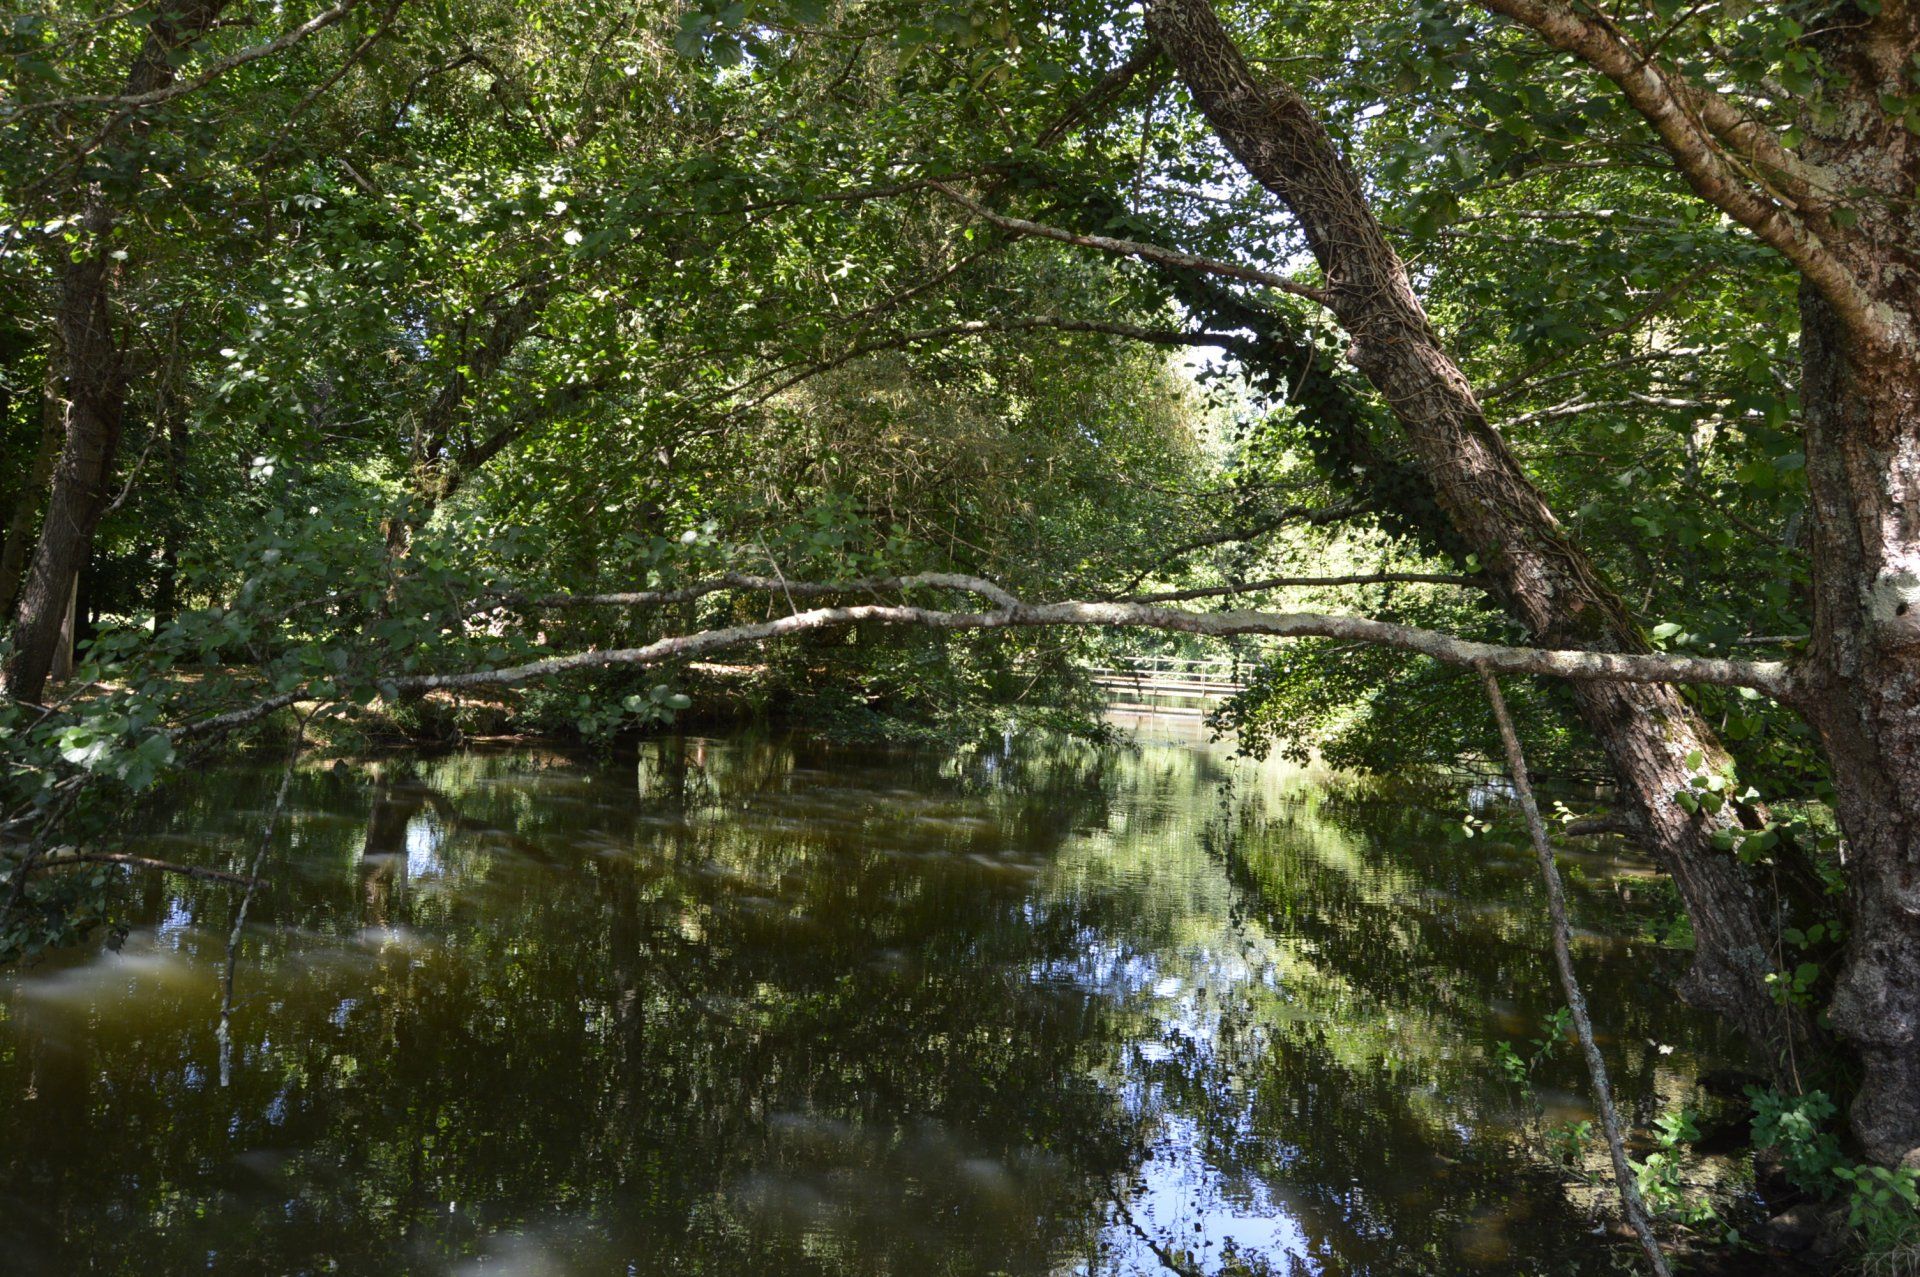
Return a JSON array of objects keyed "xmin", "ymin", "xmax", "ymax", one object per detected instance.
[
  {"xmin": 1110, "ymin": 1112, "xmax": 1315, "ymax": 1274},
  {"xmin": 1041, "ymin": 924, "xmax": 1318, "ymax": 1272},
  {"xmin": 405, "ymin": 812, "xmax": 445, "ymax": 878},
  {"xmin": 156, "ymin": 897, "xmax": 194, "ymax": 941}
]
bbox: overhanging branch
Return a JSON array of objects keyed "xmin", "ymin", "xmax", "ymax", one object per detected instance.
[
  {"xmin": 172, "ymin": 574, "xmax": 1797, "ymax": 743},
  {"xmin": 1475, "ymin": 0, "xmax": 1885, "ymax": 345}
]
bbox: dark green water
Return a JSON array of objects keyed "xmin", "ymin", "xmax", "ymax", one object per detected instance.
[{"xmin": 0, "ymin": 724, "xmax": 1748, "ymax": 1275}]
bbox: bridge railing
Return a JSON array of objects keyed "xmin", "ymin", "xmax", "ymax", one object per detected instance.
[{"xmin": 1083, "ymin": 654, "xmax": 1248, "ymax": 700}]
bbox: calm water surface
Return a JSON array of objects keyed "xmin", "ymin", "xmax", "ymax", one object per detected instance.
[{"xmin": 0, "ymin": 722, "xmax": 1745, "ymax": 1274}]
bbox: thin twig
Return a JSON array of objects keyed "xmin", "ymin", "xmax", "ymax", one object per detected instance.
[
  {"xmin": 1479, "ymin": 667, "xmax": 1672, "ymax": 1277},
  {"xmin": 1122, "ymin": 571, "xmax": 1486, "ymax": 603}
]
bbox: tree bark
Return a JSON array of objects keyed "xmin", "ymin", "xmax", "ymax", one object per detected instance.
[
  {"xmin": 50, "ymin": 572, "xmax": 79, "ymax": 684},
  {"xmin": 1772, "ymin": 7, "xmax": 1920, "ymax": 1171},
  {"xmin": 1799, "ymin": 289, "xmax": 1920, "ymax": 1168},
  {"xmin": 5, "ymin": 268, "xmax": 129, "ymax": 703},
  {"xmin": 1142, "ymin": 0, "xmax": 1807, "ymax": 1071},
  {"xmin": 2, "ymin": 0, "xmax": 229, "ymax": 704}
]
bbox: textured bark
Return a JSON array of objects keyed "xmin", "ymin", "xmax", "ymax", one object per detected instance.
[
  {"xmin": 5, "ymin": 263, "xmax": 128, "ymax": 703},
  {"xmin": 2, "ymin": 0, "xmax": 230, "ymax": 704},
  {"xmin": 1142, "ymin": 0, "xmax": 1806, "ymax": 1069},
  {"xmin": 1763, "ymin": 5, "xmax": 1920, "ymax": 1172},
  {"xmin": 1799, "ymin": 291, "xmax": 1920, "ymax": 1167},
  {"xmin": 1789, "ymin": 8, "xmax": 1920, "ymax": 1162},
  {"xmin": 51, "ymin": 571, "xmax": 79, "ymax": 684}
]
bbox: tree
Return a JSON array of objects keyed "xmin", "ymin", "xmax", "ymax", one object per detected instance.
[{"xmin": 2, "ymin": 0, "xmax": 233, "ymax": 703}]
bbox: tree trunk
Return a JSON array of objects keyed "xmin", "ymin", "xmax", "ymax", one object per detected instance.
[
  {"xmin": 5, "ymin": 272, "xmax": 127, "ymax": 703},
  {"xmin": 50, "ymin": 572, "xmax": 79, "ymax": 685},
  {"xmin": 383, "ymin": 280, "xmax": 552, "ymax": 566},
  {"xmin": 1143, "ymin": 0, "xmax": 1806, "ymax": 1070},
  {"xmin": 2, "ymin": 0, "xmax": 228, "ymax": 704},
  {"xmin": 1787, "ymin": 11, "xmax": 1920, "ymax": 1169},
  {"xmin": 1798, "ymin": 288, "xmax": 1920, "ymax": 1169}
]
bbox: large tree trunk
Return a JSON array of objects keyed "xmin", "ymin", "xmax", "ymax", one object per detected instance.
[
  {"xmin": 1799, "ymin": 290, "xmax": 1920, "ymax": 1167},
  {"xmin": 2, "ymin": 0, "xmax": 228, "ymax": 705},
  {"xmin": 1784, "ymin": 10, "xmax": 1920, "ymax": 1171},
  {"xmin": 1460, "ymin": 0, "xmax": 1920, "ymax": 1167},
  {"xmin": 1143, "ymin": 0, "xmax": 1807, "ymax": 1069}
]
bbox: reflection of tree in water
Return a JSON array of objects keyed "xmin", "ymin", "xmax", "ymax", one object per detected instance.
[
  {"xmin": 0, "ymin": 738, "xmax": 1744, "ymax": 1277},
  {"xmin": 0, "ymin": 737, "xmax": 1155, "ymax": 1275}
]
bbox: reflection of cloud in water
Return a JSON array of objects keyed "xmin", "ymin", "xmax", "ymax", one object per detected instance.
[
  {"xmin": 448, "ymin": 1221, "xmax": 583, "ymax": 1277},
  {"xmin": 156, "ymin": 896, "xmax": 194, "ymax": 940},
  {"xmin": 353, "ymin": 924, "xmax": 430, "ymax": 953},
  {"xmin": 5, "ymin": 929, "xmax": 214, "ymax": 1013}
]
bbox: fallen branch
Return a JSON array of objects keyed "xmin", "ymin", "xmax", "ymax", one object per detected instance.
[
  {"xmin": 1480, "ymin": 668, "xmax": 1672, "ymax": 1277},
  {"xmin": 1563, "ymin": 813, "xmax": 1642, "ymax": 839},
  {"xmin": 433, "ymin": 596, "xmax": 1790, "ymax": 695}
]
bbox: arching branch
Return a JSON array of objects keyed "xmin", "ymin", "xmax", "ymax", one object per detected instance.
[
  {"xmin": 11, "ymin": 1, "xmax": 361, "ymax": 118},
  {"xmin": 1475, "ymin": 0, "xmax": 1886, "ymax": 346},
  {"xmin": 730, "ymin": 316, "xmax": 1252, "ymax": 410},
  {"xmin": 171, "ymin": 574, "xmax": 1798, "ymax": 746},
  {"xmin": 925, "ymin": 182, "xmax": 1330, "ymax": 304}
]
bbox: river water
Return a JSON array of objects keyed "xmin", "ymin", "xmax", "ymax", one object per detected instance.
[{"xmin": 0, "ymin": 722, "xmax": 1748, "ymax": 1274}]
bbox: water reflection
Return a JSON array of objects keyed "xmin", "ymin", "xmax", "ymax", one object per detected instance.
[{"xmin": 0, "ymin": 730, "xmax": 1741, "ymax": 1274}]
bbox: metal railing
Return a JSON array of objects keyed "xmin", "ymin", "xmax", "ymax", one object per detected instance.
[{"xmin": 1084, "ymin": 654, "xmax": 1247, "ymax": 703}]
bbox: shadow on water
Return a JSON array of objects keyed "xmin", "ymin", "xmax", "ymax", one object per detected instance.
[{"xmin": 0, "ymin": 726, "xmax": 1749, "ymax": 1275}]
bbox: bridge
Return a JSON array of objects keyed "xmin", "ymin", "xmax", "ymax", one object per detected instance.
[{"xmin": 1085, "ymin": 655, "xmax": 1248, "ymax": 716}]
